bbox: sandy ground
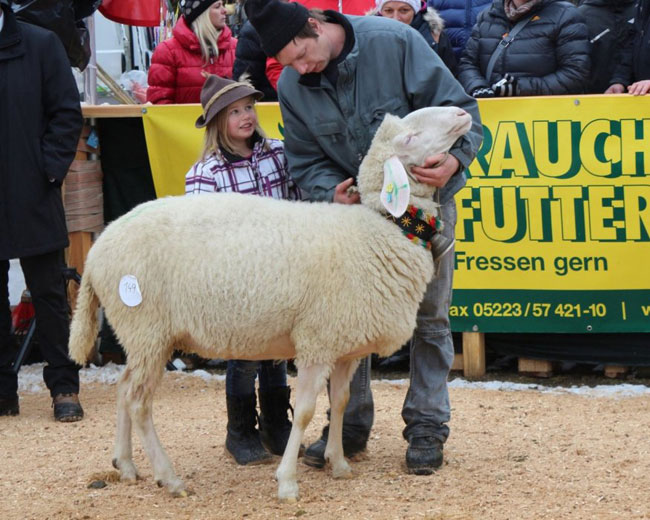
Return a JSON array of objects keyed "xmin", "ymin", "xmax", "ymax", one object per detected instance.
[{"xmin": 2, "ymin": 370, "xmax": 650, "ymax": 520}]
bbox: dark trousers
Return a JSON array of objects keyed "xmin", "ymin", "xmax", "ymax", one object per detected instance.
[{"xmin": 0, "ymin": 251, "xmax": 80, "ymax": 398}]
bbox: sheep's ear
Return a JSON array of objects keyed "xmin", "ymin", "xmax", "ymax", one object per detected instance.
[{"xmin": 380, "ymin": 156, "xmax": 410, "ymax": 218}]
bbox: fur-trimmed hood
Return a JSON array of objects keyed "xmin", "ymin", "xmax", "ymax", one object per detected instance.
[{"xmin": 366, "ymin": 4, "xmax": 445, "ymax": 37}]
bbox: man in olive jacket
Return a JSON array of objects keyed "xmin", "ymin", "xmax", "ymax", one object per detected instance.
[
  {"xmin": 0, "ymin": 0, "xmax": 84, "ymax": 421},
  {"xmin": 246, "ymin": 0, "xmax": 482, "ymax": 474}
]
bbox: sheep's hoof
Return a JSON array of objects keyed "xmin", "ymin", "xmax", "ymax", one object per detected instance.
[
  {"xmin": 331, "ymin": 462, "xmax": 353, "ymax": 480},
  {"xmin": 277, "ymin": 481, "xmax": 299, "ymax": 503},
  {"xmin": 112, "ymin": 458, "xmax": 139, "ymax": 483},
  {"xmin": 156, "ymin": 476, "xmax": 186, "ymax": 497}
]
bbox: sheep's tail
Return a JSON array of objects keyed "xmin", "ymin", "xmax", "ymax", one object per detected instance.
[{"xmin": 68, "ymin": 274, "xmax": 100, "ymax": 365}]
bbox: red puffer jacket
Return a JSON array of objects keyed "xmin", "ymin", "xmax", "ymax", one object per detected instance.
[{"xmin": 147, "ymin": 17, "xmax": 237, "ymax": 104}]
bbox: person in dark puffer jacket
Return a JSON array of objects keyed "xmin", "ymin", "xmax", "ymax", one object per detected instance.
[
  {"xmin": 457, "ymin": 0, "xmax": 590, "ymax": 97},
  {"xmin": 375, "ymin": 0, "xmax": 458, "ymax": 75},
  {"xmin": 605, "ymin": 0, "xmax": 650, "ymax": 96},
  {"xmin": 233, "ymin": 20, "xmax": 278, "ymax": 101},
  {"xmin": 147, "ymin": 0, "xmax": 237, "ymax": 104},
  {"xmin": 427, "ymin": 0, "xmax": 492, "ymax": 60},
  {"xmin": 577, "ymin": 0, "xmax": 636, "ymax": 94}
]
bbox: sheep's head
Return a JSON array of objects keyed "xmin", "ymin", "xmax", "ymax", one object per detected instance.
[{"xmin": 357, "ymin": 106, "xmax": 472, "ymax": 216}]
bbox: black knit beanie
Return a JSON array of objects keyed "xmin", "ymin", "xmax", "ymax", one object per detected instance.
[
  {"xmin": 245, "ymin": 0, "xmax": 311, "ymax": 57},
  {"xmin": 180, "ymin": 0, "xmax": 214, "ymax": 25}
]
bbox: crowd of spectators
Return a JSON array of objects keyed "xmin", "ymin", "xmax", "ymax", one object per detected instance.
[{"xmin": 144, "ymin": 0, "xmax": 650, "ymax": 104}]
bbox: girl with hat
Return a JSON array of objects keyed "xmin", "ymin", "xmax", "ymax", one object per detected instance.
[
  {"xmin": 147, "ymin": 1, "xmax": 237, "ymax": 104},
  {"xmin": 186, "ymin": 74, "xmax": 302, "ymax": 465}
]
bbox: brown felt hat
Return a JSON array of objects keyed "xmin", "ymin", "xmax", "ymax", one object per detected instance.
[{"xmin": 195, "ymin": 75, "xmax": 264, "ymax": 128}]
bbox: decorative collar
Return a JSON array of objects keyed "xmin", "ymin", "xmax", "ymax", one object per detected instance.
[{"xmin": 386, "ymin": 204, "xmax": 442, "ymax": 250}]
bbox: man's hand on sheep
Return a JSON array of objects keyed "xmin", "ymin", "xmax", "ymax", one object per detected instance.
[
  {"xmin": 409, "ymin": 152, "xmax": 461, "ymax": 188},
  {"xmin": 334, "ymin": 177, "xmax": 361, "ymax": 204}
]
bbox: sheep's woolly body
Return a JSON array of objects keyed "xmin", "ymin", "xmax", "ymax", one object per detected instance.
[
  {"xmin": 68, "ymin": 105, "xmax": 472, "ymax": 501},
  {"xmin": 71, "ymin": 194, "xmax": 432, "ymax": 374}
]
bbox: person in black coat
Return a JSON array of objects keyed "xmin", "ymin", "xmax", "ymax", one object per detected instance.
[
  {"xmin": 457, "ymin": 0, "xmax": 590, "ymax": 97},
  {"xmin": 0, "ymin": 0, "xmax": 84, "ymax": 420},
  {"xmin": 375, "ymin": 0, "xmax": 458, "ymax": 76},
  {"xmin": 577, "ymin": 0, "xmax": 636, "ymax": 94},
  {"xmin": 605, "ymin": 0, "xmax": 650, "ymax": 95},
  {"xmin": 232, "ymin": 19, "xmax": 278, "ymax": 101}
]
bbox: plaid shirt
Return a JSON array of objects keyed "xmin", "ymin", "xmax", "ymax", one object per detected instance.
[{"xmin": 185, "ymin": 137, "xmax": 302, "ymax": 200}]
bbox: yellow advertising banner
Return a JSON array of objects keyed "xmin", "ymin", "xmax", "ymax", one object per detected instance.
[
  {"xmin": 141, "ymin": 103, "xmax": 284, "ymax": 198},
  {"xmin": 141, "ymin": 95, "xmax": 650, "ymax": 332}
]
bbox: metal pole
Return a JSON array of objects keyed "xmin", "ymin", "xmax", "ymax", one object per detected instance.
[
  {"xmin": 339, "ymin": 0, "xmax": 343, "ymax": 13},
  {"xmin": 86, "ymin": 14, "xmax": 97, "ymax": 105}
]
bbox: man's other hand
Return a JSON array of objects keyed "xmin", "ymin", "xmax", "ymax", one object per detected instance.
[
  {"xmin": 333, "ymin": 177, "xmax": 361, "ymax": 204},
  {"xmin": 410, "ymin": 153, "xmax": 460, "ymax": 188}
]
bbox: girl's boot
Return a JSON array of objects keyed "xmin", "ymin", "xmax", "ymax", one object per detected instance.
[
  {"xmin": 225, "ymin": 393, "xmax": 273, "ymax": 465},
  {"xmin": 258, "ymin": 386, "xmax": 293, "ymax": 456}
]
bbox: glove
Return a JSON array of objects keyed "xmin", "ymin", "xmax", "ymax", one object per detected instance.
[
  {"xmin": 471, "ymin": 87, "xmax": 495, "ymax": 98},
  {"xmin": 491, "ymin": 74, "xmax": 519, "ymax": 97}
]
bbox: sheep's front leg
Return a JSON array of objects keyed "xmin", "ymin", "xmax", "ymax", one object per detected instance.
[
  {"xmin": 276, "ymin": 363, "xmax": 329, "ymax": 502},
  {"xmin": 325, "ymin": 359, "xmax": 360, "ymax": 479},
  {"xmin": 112, "ymin": 370, "xmax": 139, "ymax": 483}
]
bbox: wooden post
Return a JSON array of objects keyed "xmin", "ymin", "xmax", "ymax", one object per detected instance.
[
  {"xmin": 604, "ymin": 365, "xmax": 628, "ymax": 379},
  {"xmin": 462, "ymin": 332, "xmax": 486, "ymax": 378},
  {"xmin": 518, "ymin": 358, "xmax": 554, "ymax": 377}
]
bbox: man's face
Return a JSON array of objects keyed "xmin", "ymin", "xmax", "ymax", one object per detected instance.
[{"xmin": 275, "ymin": 21, "xmax": 331, "ymax": 75}]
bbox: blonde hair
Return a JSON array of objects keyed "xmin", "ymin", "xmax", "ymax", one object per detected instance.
[
  {"xmin": 192, "ymin": 8, "xmax": 221, "ymax": 65},
  {"xmin": 201, "ymin": 95, "xmax": 268, "ymax": 160}
]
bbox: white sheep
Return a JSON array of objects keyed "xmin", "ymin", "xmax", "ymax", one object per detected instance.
[{"xmin": 68, "ymin": 106, "xmax": 472, "ymax": 502}]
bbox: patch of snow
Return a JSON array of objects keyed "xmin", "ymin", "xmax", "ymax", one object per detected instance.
[
  {"xmin": 447, "ymin": 378, "xmax": 650, "ymax": 398},
  {"xmin": 17, "ymin": 364, "xmax": 650, "ymax": 398}
]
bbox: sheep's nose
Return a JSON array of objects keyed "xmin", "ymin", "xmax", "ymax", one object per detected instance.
[{"xmin": 456, "ymin": 109, "xmax": 468, "ymax": 117}]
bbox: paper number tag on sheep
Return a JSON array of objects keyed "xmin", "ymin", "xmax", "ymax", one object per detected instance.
[
  {"xmin": 119, "ymin": 275, "xmax": 143, "ymax": 307},
  {"xmin": 380, "ymin": 155, "xmax": 410, "ymax": 218}
]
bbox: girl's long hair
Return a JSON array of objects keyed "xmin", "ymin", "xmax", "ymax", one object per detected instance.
[
  {"xmin": 192, "ymin": 8, "xmax": 221, "ymax": 65},
  {"xmin": 201, "ymin": 95, "xmax": 268, "ymax": 160}
]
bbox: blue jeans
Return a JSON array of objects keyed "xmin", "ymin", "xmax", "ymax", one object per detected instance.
[
  {"xmin": 226, "ymin": 360, "xmax": 288, "ymax": 397},
  {"xmin": 344, "ymin": 200, "xmax": 457, "ymax": 444}
]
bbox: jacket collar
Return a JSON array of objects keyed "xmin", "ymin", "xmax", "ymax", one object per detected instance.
[{"xmin": 0, "ymin": 4, "xmax": 24, "ymax": 60}]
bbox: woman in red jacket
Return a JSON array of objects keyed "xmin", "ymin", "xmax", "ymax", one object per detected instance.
[{"xmin": 147, "ymin": 0, "xmax": 237, "ymax": 104}]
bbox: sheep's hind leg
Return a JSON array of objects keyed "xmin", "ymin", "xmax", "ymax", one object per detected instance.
[
  {"xmin": 127, "ymin": 358, "xmax": 186, "ymax": 497},
  {"xmin": 112, "ymin": 368, "xmax": 139, "ymax": 483},
  {"xmin": 325, "ymin": 359, "xmax": 360, "ymax": 479},
  {"xmin": 276, "ymin": 363, "xmax": 329, "ymax": 503}
]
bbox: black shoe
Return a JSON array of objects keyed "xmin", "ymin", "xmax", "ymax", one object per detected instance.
[
  {"xmin": 303, "ymin": 425, "xmax": 368, "ymax": 469},
  {"xmin": 258, "ymin": 386, "xmax": 293, "ymax": 456},
  {"xmin": 0, "ymin": 395, "xmax": 19, "ymax": 416},
  {"xmin": 53, "ymin": 393, "xmax": 84, "ymax": 422},
  {"xmin": 405, "ymin": 436, "xmax": 443, "ymax": 475},
  {"xmin": 225, "ymin": 394, "xmax": 273, "ymax": 466}
]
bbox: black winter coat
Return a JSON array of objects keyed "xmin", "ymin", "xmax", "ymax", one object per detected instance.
[
  {"xmin": 457, "ymin": 0, "xmax": 591, "ymax": 95},
  {"xmin": 0, "ymin": 5, "xmax": 82, "ymax": 260},
  {"xmin": 577, "ymin": 0, "xmax": 636, "ymax": 93},
  {"xmin": 232, "ymin": 20, "xmax": 277, "ymax": 101},
  {"xmin": 411, "ymin": 8, "xmax": 459, "ymax": 76},
  {"xmin": 609, "ymin": 0, "xmax": 650, "ymax": 86}
]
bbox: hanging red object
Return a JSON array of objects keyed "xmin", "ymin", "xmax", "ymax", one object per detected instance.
[
  {"xmin": 99, "ymin": 0, "xmax": 163, "ymax": 27},
  {"xmin": 297, "ymin": 0, "xmax": 375, "ymax": 15}
]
